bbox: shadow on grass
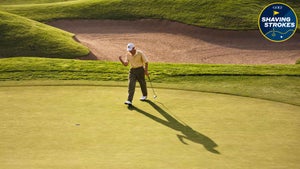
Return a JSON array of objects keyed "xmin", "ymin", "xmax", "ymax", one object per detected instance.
[{"xmin": 128, "ymin": 100, "xmax": 220, "ymax": 154}]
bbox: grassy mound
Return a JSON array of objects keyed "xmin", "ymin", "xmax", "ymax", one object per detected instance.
[
  {"xmin": 0, "ymin": 10, "xmax": 89, "ymax": 58},
  {"xmin": 1, "ymin": 0, "xmax": 299, "ymax": 30}
]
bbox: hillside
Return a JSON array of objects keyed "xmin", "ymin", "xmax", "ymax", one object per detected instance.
[
  {"xmin": 1, "ymin": 0, "xmax": 299, "ymax": 30},
  {"xmin": 0, "ymin": 10, "xmax": 89, "ymax": 58}
]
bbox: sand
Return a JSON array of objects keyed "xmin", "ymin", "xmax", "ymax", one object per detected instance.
[{"xmin": 48, "ymin": 19, "xmax": 300, "ymax": 64}]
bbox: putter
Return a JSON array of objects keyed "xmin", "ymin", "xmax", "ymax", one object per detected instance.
[{"xmin": 147, "ymin": 75, "xmax": 157, "ymax": 99}]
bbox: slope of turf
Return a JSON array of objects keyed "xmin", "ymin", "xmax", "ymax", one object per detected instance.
[
  {"xmin": 1, "ymin": 0, "xmax": 299, "ymax": 30},
  {"xmin": 0, "ymin": 86, "xmax": 299, "ymax": 169},
  {"xmin": 0, "ymin": 57, "xmax": 299, "ymax": 105},
  {"xmin": 0, "ymin": 0, "xmax": 74, "ymax": 5},
  {"xmin": 0, "ymin": 10, "xmax": 89, "ymax": 58}
]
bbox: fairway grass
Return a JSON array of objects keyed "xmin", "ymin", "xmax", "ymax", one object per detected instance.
[{"xmin": 1, "ymin": 86, "xmax": 299, "ymax": 169}]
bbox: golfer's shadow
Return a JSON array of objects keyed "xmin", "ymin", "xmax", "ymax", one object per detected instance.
[{"xmin": 128, "ymin": 100, "xmax": 220, "ymax": 154}]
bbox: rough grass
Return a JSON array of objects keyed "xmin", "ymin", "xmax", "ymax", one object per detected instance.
[
  {"xmin": 0, "ymin": 57, "xmax": 299, "ymax": 105},
  {"xmin": 0, "ymin": 0, "xmax": 75, "ymax": 5},
  {"xmin": 1, "ymin": 0, "xmax": 299, "ymax": 30},
  {"xmin": 0, "ymin": 11, "xmax": 89, "ymax": 58},
  {"xmin": 0, "ymin": 57, "xmax": 299, "ymax": 81}
]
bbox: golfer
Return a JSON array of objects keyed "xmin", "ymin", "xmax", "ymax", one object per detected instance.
[{"xmin": 119, "ymin": 43, "xmax": 149, "ymax": 105}]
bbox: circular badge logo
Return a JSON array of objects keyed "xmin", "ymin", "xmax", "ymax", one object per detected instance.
[{"xmin": 258, "ymin": 2, "xmax": 298, "ymax": 42}]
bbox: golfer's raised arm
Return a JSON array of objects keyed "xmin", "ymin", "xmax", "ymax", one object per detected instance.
[{"xmin": 119, "ymin": 56, "xmax": 128, "ymax": 66}]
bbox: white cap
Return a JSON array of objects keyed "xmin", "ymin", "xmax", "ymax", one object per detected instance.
[{"xmin": 127, "ymin": 43, "xmax": 135, "ymax": 51}]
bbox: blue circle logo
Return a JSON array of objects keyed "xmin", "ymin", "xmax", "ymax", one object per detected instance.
[{"xmin": 258, "ymin": 2, "xmax": 298, "ymax": 42}]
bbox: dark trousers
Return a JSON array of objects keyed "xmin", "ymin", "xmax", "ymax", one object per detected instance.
[{"xmin": 128, "ymin": 67, "xmax": 147, "ymax": 102}]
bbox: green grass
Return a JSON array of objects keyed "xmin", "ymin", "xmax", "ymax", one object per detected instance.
[
  {"xmin": 1, "ymin": 86, "xmax": 299, "ymax": 169},
  {"xmin": 0, "ymin": 0, "xmax": 75, "ymax": 5},
  {"xmin": 0, "ymin": 1, "xmax": 299, "ymax": 168},
  {"xmin": 0, "ymin": 0, "xmax": 299, "ymax": 58},
  {"xmin": 0, "ymin": 57, "xmax": 299, "ymax": 105},
  {"xmin": 0, "ymin": 0, "xmax": 299, "ymax": 30},
  {"xmin": 0, "ymin": 11, "xmax": 89, "ymax": 58}
]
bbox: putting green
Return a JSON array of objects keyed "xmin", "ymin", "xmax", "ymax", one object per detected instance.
[{"xmin": 0, "ymin": 86, "xmax": 299, "ymax": 169}]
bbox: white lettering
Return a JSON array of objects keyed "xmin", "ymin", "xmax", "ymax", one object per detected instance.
[{"xmin": 261, "ymin": 17, "xmax": 291, "ymax": 22}]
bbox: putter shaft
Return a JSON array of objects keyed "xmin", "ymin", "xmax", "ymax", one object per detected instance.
[{"xmin": 148, "ymin": 75, "xmax": 157, "ymax": 98}]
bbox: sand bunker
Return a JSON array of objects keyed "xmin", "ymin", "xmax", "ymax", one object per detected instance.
[{"xmin": 48, "ymin": 19, "xmax": 300, "ymax": 64}]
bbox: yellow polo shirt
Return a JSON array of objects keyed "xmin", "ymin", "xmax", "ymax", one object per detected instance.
[{"xmin": 126, "ymin": 50, "xmax": 148, "ymax": 68}]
